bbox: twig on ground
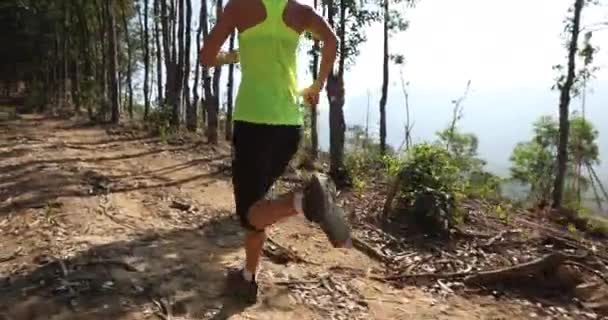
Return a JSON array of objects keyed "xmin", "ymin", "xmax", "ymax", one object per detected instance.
[
  {"xmin": 352, "ymin": 236, "xmax": 391, "ymax": 264},
  {"xmin": 73, "ymin": 259, "xmax": 139, "ymax": 272},
  {"xmin": 463, "ymin": 253, "xmax": 566, "ymax": 286},
  {"xmin": 373, "ymin": 265, "xmax": 474, "ymax": 282},
  {"xmin": 483, "ymin": 229, "xmax": 522, "ymax": 247},
  {"xmin": 152, "ymin": 298, "xmax": 173, "ymax": 320}
]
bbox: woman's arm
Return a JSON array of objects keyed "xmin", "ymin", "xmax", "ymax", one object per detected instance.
[
  {"xmin": 304, "ymin": 6, "xmax": 338, "ymax": 90},
  {"xmin": 199, "ymin": 0, "xmax": 239, "ymax": 66}
]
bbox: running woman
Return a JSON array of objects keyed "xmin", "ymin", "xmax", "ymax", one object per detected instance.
[{"xmin": 200, "ymin": 0, "xmax": 352, "ymax": 303}]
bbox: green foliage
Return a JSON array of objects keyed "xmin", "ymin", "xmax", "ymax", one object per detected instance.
[
  {"xmin": 435, "ymin": 127, "xmax": 502, "ymax": 199},
  {"xmin": 395, "ymin": 143, "xmax": 460, "ymax": 235},
  {"xmin": 510, "ymin": 141, "xmax": 555, "ymax": 202},
  {"xmin": 509, "ymin": 114, "xmax": 600, "ymax": 204},
  {"xmin": 146, "ymin": 106, "xmax": 173, "ymax": 142},
  {"xmin": 398, "ymin": 143, "xmax": 460, "ymax": 200}
]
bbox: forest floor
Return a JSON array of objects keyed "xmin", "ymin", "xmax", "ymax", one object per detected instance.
[{"xmin": 0, "ymin": 114, "xmax": 607, "ymax": 320}]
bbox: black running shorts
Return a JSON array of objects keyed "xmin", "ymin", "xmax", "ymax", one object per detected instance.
[{"xmin": 231, "ymin": 120, "xmax": 301, "ymax": 230}]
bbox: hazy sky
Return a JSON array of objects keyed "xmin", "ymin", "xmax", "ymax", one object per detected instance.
[{"xmin": 189, "ymin": 0, "xmax": 608, "ymax": 178}]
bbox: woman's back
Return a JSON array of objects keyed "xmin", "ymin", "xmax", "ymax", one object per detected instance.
[{"xmin": 233, "ymin": 0, "xmax": 304, "ymax": 126}]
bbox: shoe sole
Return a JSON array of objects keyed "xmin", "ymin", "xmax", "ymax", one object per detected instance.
[{"xmin": 308, "ymin": 173, "xmax": 351, "ymax": 248}]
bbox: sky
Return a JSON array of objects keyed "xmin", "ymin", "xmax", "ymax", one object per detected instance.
[{"xmin": 187, "ymin": 0, "xmax": 608, "ymax": 180}]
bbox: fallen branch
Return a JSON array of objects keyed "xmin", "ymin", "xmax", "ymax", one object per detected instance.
[
  {"xmin": 463, "ymin": 253, "xmax": 566, "ymax": 286},
  {"xmin": 152, "ymin": 297, "xmax": 173, "ymax": 320},
  {"xmin": 351, "ymin": 236, "xmax": 391, "ymax": 264},
  {"xmin": 373, "ymin": 265, "xmax": 474, "ymax": 282},
  {"xmin": 482, "ymin": 229, "xmax": 521, "ymax": 247},
  {"xmin": 73, "ymin": 259, "xmax": 139, "ymax": 272}
]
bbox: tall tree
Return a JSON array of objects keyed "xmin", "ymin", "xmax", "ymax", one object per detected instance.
[
  {"xmin": 140, "ymin": 0, "xmax": 151, "ymax": 118},
  {"xmin": 379, "ymin": 0, "xmax": 411, "ymax": 154},
  {"xmin": 225, "ymin": 31, "xmax": 236, "ymax": 141},
  {"xmin": 106, "ymin": 0, "xmax": 120, "ymax": 123},
  {"xmin": 201, "ymin": 0, "xmax": 211, "ymax": 127},
  {"xmin": 308, "ymin": 0, "xmax": 321, "ymax": 159},
  {"xmin": 121, "ymin": 4, "xmax": 134, "ymax": 118},
  {"xmin": 552, "ymin": 0, "xmax": 585, "ymax": 209},
  {"xmin": 153, "ymin": 0, "xmax": 163, "ymax": 104},
  {"xmin": 190, "ymin": 0, "xmax": 204, "ymax": 131},
  {"xmin": 183, "ymin": 0, "xmax": 192, "ymax": 125},
  {"xmin": 326, "ymin": 0, "xmax": 378, "ymax": 186},
  {"xmin": 205, "ymin": 0, "xmax": 223, "ymax": 144},
  {"xmin": 171, "ymin": 0, "xmax": 185, "ymax": 127},
  {"xmin": 379, "ymin": 0, "xmax": 389, "ymax": 154}
]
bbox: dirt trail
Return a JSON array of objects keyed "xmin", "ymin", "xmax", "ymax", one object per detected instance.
[{"xmin": 0, "ymin": 116, "xmax": 540, "ymax": 319}]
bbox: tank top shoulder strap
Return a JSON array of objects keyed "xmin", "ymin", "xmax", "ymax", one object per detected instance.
[{"xmin": 260, "ymin": 0, "xmax": 288, "ymax": 21}]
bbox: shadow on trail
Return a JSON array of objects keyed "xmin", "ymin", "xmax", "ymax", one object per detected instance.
[
  {"xmin": 0, "ymin": 147, "xmax": 192, "ymax": 175},
  {"xmin": 0, "ymin": 165, "xmax": 227, "ymax": 216},
  {"xmin": 0, "ymin": 214, "xmax": 250, "ymax": 320}
]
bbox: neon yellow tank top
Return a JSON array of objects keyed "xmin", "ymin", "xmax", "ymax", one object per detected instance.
[{"xmin": 233, "ymin": 0, "xmax": 303, "ymax": 126}]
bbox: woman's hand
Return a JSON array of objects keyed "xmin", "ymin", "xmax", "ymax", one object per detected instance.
[
  {"xmin": 300, "ymin": 81, "xmax": 323, "ymax": 107},
  {"xmin": 215, "ymin": 50, "xmax": 239, "ymax": 65}
]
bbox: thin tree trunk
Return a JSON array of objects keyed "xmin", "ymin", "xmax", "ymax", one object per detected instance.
[
  {"xmin": 183, "ymin": 0, "xmax": 192, "ymax": 125},
  {"xmin": 63, "ymin": 1, "xmax": 70, "ymax": 109},
  {"xmin": 201, "ymin": 0, "xmax": 210, "ymax": 128},
  {"xmin": 121, "ymin": 6, "xmax": 134, "ymax": 119},
  {"xmin": 75, "ymin": 0, "xmax": 93, "ymax": 118},
  {"xmin": 160, "ymin": 0, "xmax": 174, "ymax": 109},
  {"xmin": 588, "ymin": 163, "xmax": 608, "ymax": 202},
  {"xmin": 587, "ymin": 165, "xmax": 604, "ymax": 212},
  {"xmin": 327, "ymin": 0, "xmax": 348, "ymax": 186},
  {"xmin": 191, "ymin": 0, "xmax": 204, "ymax": 131},
  {"xmin": 139, "ymin": 0, "xmax": 151, "ymax": 119},
  {"xmin": 97, "ymin": 0, "xmax": 108, "ymax": 118},
  {"xmin": 225, "ymin": 31, "xmax": 235, "ymax": 141},
  {"xmin": 205, "ymin": 0, "xmax": 222, "ymax": 144},
  {"xmin": 309, "ymin": 0, "xmax": 320, "ymax": 159},
  {"xmin": 106, "ymin": 0, "xmax": 120, "ymax": 123},
  {"xmin": 171, "ymin": 0, "xmax": 185, "ymax": 127},
  {"xmin": 154, "ymin": 0, "xmax": 163, "ymax": 105},
  {"xmin": 552, "ymin": 0, "xmax": 584, "ymax": 209},
  {"xmin": 379, "ymin": 0, "xmax": 389, "ymax": 154},
  {"xmin": 400, "ymin": 69, "xmax": 412, "ymax": 150}
]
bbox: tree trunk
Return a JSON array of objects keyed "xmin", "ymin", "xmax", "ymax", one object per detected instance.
[
  {"xmin": 309, "ymin": 0, "xmax": 320, "ymax": 159},
  {"xmin": 97, "ymin": 0, "xmax": 108, "ymax": 119},
  {"xmin": 75, "ymin": 0, "xmax": 92, "ymax": 118},
  {"xmin": 63, "ymin": 2, "xmax": 71, "ymax": 110},
  {"xmin": 552, "ymin": 0, "xmax": 584, "ymax": 209},
  {"xmin": 141, "ymin": 0, "xmax": 151, "ymax": 119},
  {"xmin": 225, "ymin": 31, "xmax": 236, "ymax": 141},
  {"xmin": 160, "ymin": 0, "xmax": 174, "ymax": 110},
  {"xmin": 171, "ymin": 0, "xmax": 185, "ymax": 127},
  {"xmin": 106, "ymin": 0, "xmax": 120, "ymax": 123},
  {"xmin": 379, "ymin": 0, "xmax": 389, "ymax": 154},
  {"xmin": 184, "ymin": 0, "xmax": 195, "ymax": 130},
  {"xmin": 205, "ymin": 0, "xmax": 222, "ymax": 144},
  {"xmin": 190, "ymin": 0, "xmax": 204, "ymax": 131},
  {"xmin": 121, "ymin": 6, "xmax": 134, "ymax": 119},
  {"xmin": 154, "ymin": 0, "xmax": 163, "ymax": 105},
  {"xmin": 201, "ymin": 0, "xmax": 210, "ymax": 128},
  {"xmin": 327, "ymin": 0, "xmax": 348, "ymax": 186}
]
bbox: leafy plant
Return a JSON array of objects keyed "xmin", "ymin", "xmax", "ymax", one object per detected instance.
[
  {"xmin": 146, "ymin": 106, "xmax": 173, "ymax": 142},
  {"xmin": 394, "ymin": 143, "xmax": 460, "ymax": 235},
  {"xmin": 509, "ymin": 114, "xmax": 600, "ymax": 205}
]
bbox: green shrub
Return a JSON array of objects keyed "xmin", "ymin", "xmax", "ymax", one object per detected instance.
[
  {"xmin": 146, "ymin": 106, "xmax": 174, "ymax": 142},
  {"xmin": 395, "ymin": 143, "xmax": 461, "ymax": 236}
]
